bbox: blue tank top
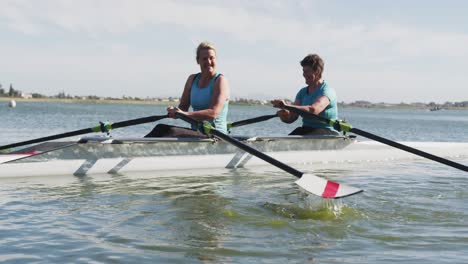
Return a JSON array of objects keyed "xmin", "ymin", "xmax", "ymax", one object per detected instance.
[
  {"xmin": 294, "ymin": 81, "xmax": 338, "ymax": 131},
  {"xmin": 190, "ymin": 73, "xmax": 229, "ymax": 133}
]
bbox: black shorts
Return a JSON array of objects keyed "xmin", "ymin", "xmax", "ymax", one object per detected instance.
[
  {"xmin": 288, "ymin": 126, "xmax": 340, "ymax": 136},
  {"xmin": 144, "ymin": 124, "xmax": 207, "ymax": 138}
]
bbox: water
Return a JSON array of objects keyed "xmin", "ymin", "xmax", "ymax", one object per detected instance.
[{"xmin": 1, "ymin": 102, "xmax": 468, "ymax": 263}]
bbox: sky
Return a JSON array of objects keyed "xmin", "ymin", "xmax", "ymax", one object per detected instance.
[{"xmin": 1, "ymin": 0, "xmax": 468, "ymax": 103}]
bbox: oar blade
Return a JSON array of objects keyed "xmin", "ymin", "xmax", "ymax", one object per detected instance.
[{"xmin": 295, "ymin": 173, "xmax": 363, "ymax": 199}]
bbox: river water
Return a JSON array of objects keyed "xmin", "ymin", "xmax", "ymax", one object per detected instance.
[{"xmin": 0, "ymin": 102, "xmax": 467, "ymax": 263}]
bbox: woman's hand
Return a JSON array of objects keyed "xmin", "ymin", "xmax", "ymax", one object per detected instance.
[
  {"xmin": 167, "ymin": 106, "xmax": 185, "ymax": 118},
  {"xmin": 277, "ymin": 109, "xmax": 290, "ymax": 122},
  {"xmin": 271, "ymin": 99, "xmax": 286, "ymax": 109}
]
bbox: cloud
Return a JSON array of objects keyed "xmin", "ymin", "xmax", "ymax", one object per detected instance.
[
  {"xmin": 1, "ymin": 0, "xmax": 468, "ymax": 102},
  {"xmin": 2, "ymin": 0, "xmax": 468, "ymax": 58}
]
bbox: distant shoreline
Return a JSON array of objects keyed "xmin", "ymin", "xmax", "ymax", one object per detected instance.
[
  {"xmin": 0, "ymin": 97, "xmax": 170, "ymax": 105},
  {"xmin": 1, "ymin": 97, "xmax": 468, "ymax": 110}
]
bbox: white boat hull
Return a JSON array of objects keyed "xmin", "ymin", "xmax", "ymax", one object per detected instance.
[
  {"xmin": 2, "ymin": 135, "xmax": 466, "ymax": 179},
  {"xmin": 0, "ymin": 135, "xmax": 355, "ymax": 178}
]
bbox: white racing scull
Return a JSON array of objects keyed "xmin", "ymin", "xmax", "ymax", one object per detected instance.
[{"xmin": 0, "ymin": 134, "xmax": 355, "ymax": 178}]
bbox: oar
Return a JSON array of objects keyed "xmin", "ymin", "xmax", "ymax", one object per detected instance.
[
  {"xmin": 228, "ymin": 113, "xmax": 278, "ymax": 129},
  {"xmin": 176, "ymin": 112, "xmax": 363, "ymax": 199},
  {"xmin": 282, "ymin": 105, "xmax": 468, "ymax": 172},
  {"xmin": 0, "ymin": 114, "xmax": 168, "ymax": 151}
]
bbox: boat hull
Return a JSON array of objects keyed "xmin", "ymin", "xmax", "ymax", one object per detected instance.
[{"xmin": 0, "ymin": 135, "xmax": 355, "ymax": 178}]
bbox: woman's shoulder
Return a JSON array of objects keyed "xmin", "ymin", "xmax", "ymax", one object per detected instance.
[
  {"xmin": 188, "ymin": 73, "xmax": 200, "ymax": 80},
  {"xmin": 297, "ymin": 86, "xmax": 308, "ymax": 94},
  {"xmin": 215, "ymin": 73, "xmax": 226, "ymax": 80},
  {"xmin": 214, "ymin": 73, "xmax": 228, "ymax": 85},
  {"xmin": 321, "ymin": 81, "xmax": 335, "ymax": 93},
  {"xmin": 186, "ymin": 73, "xmax": 200, "ymax": 86},
  {"xmin": 320, "ymin": 81, "xmax": 337, "ymax": 100},
  {"xmin": 321, "ymin": 81, "xmax": 334, "ymax": 90}
]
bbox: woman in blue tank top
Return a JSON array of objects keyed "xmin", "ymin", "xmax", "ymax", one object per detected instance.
[
  {"xmin": 271, "ymin": 54, "xmax": 339, "ymax": 136},
  {"xmin": 145, "ymin": 42, "xmax": 230, "ymax": 137}
]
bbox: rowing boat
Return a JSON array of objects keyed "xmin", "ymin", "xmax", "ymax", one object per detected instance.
[
  {"xmin": 0, "ymin": 134, "xmax": 355, "ymax": 178},
  {"xmin": 3, "ymin": 110, "xmax": 465, "ymax": 199}
]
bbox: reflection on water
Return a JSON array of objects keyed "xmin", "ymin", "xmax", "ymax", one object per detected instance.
[{"xmin": 158, "ymin": 175, "xmax": 232, "ymax": 262}]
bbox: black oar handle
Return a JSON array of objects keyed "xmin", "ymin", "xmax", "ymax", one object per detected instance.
[
  {"xmin": 0, "ymin": 128, "xmax": 94, "ymax": 151},
  {"xmin": 282, "ymin": 105, "xmax": 329, "ymax": 123},
  {"xmin": 229, "ymin": 114, "xmax": 278, "ymax": 128},
  {"xmin": 176, "ymin": 112, "xmax": 363, "ymax": 198},
  {"xmin": 0, "ymin": 114, "xmax": 168, "ymax": 151},
  {"xmin": 282, "ymin": 104, "xmax": 468, "ymax": 173},
  {"xmin": 213, "ymin": 129, "xmax": 303, "ymax": 178},
  {"xmin": 176, "ymin": 112, "xmax": 302, "ymax": 178},
  {"xmin": 351, "ymin": 128, "xmax": 468, "ymax": 172},
  {"xmin": 111, "ymin": 114, "xmax": 168, "ymax": 129}
]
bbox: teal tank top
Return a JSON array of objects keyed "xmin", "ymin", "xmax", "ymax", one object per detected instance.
[
  {"xmin": 294, "ymin": 81, "xmax": 338, "ymax": 131},
  {"xmin": 190, "ymin": 73, "xmax": 229, "ymax": 133}
]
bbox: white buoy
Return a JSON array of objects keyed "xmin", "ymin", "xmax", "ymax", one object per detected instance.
[{"xmin": 8, "ymin": 100, "xmax": 16, "ymax": 108}]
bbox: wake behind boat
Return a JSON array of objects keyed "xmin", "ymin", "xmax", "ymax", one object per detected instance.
[{"xmin": 0, "ymin": 134, "xmax": 355, "ymax": 178}]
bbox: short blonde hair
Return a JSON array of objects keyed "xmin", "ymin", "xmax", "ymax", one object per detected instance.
[{"xmin": 196, "ymin": 41, "xmax": 217, "ymax": 61}]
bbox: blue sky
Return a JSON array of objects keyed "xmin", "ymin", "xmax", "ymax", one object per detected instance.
[{"xmin": 1, "ymin": 0, "xmax": 468, "ymax": 103}]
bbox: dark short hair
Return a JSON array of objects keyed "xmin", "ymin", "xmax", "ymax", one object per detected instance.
[{"xmin": 300, "ymin": 54, "xmax": 324, "ymax": 78}]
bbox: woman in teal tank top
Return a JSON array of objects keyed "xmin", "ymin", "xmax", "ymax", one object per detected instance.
[
  {"xmin": 271, "ymin": 54, "xmax": 339, "ymax": 136},
  {"xmin": 145, "ymin": 42, "xmax": 230, "ymax": 137}
]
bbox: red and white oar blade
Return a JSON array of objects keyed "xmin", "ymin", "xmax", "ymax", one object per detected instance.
[{"xmin": 295, "ymin": 173, "xmax": 363, "ymax": 199}]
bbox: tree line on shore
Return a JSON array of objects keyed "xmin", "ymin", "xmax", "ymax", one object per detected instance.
[
  {"xmin": 342, "ymin": 100, "xmax": 468, "ymax": 109},
  {"xmin": 1, "ymin": 82, "xmax": 468, "ymax": 109},
  {"xmin": 0, "ymin": 83, "xmax": 22, "ymax": 97}
]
